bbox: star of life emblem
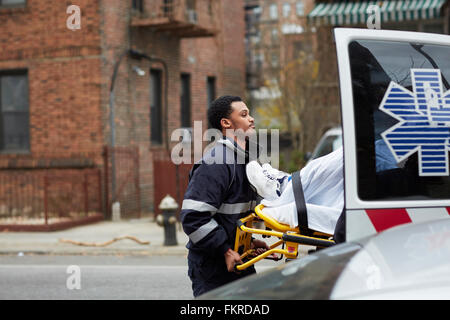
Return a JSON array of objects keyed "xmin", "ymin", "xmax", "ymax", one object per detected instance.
[{"xmin": 379, "ymin": 69, "xmax": 450, "ymax": 176}]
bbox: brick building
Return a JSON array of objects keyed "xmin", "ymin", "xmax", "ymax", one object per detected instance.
[
  {"xmin": 246, "ymin": 0, "xmax": 315, "ymax": 90},
  {"xmin": 0, "ymin": 0, "xmax": 246, "ymax": 229}
]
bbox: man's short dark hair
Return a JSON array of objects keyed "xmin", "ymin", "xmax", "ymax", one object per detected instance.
[{"xmin": 208, "ymin": 95, "xmax": 242, "ymax": 131}]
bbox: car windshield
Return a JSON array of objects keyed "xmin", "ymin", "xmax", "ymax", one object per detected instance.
[
  {"xmin": 313, "ymin": 134, "xmax": 342, "ymax": 159},
  {"xmin": 349, "ymin": 39, "xmax": 450, "ymax": 201}
]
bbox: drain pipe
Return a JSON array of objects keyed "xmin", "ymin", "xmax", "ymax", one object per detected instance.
[{"xmin": 109, "ymin": 50, "xmax": 129, "ymax": 207}]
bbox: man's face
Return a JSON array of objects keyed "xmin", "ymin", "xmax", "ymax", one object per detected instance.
[{"xmin": 222, "ymin": 101, "xmax": 255, "ymax": 134}]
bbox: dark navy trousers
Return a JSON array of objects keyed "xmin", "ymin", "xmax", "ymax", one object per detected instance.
[{"xmin": 187, "ymin": 251, "xmax": 256, "ymax": 297}]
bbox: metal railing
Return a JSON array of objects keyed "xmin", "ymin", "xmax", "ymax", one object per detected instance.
[
  {"xmin": 132, "ymin": 0, "xmax": 215, "ymax": 30},
  {"xmin": 0, "ymin": 168, "xmax": 103, "ymax": 231}
]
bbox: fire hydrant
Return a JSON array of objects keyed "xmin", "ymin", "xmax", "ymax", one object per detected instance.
[{"xmin": 156, "ymin": 194, "xmax": 178, "ymax": 246}]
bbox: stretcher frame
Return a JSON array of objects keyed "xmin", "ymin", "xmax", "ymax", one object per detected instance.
[{"xmin": 234, "ymin": 204, "xmax": 335, "ymax": 271}]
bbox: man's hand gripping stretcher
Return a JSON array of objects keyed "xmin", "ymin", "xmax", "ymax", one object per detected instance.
[{"xmin": 233, "ymin": 147, "xmax": 344, "ymax": 271}]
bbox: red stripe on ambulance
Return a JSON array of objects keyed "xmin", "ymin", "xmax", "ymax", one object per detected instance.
[
  {"xmin": 346, "ymin": 207, "xmax": 450, "ymax": 241},
  {"xmin": 365, "ymin": 208, "xmax": 412, "ymax": 233}
]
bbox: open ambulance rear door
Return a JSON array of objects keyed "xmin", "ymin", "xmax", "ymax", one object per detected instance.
[{"xmin": 334, "ymin": 28, "xmax": 450, "ymax": 242}]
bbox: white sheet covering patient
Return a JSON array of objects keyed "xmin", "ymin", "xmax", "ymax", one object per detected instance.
[{"xmin": 246, "ymin": 147, "xmax": 344, "ymax": 235}]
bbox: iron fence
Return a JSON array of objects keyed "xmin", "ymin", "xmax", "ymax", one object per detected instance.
[{"xmin": 0, "ymin": 168, "xmax": 103, "ymax": 231}]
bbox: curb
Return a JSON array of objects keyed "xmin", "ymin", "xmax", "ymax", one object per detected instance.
[{"xmin": 0, "ymin": 214, "xmax": 104, "ymax": 232}]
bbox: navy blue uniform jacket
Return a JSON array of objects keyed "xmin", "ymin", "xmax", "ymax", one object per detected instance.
[{"xmin": 181, "ymin": 137, "xmax": 258, "ymax": 281}]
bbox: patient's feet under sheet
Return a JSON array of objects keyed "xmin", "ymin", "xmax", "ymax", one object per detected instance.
[{"xmin": 261, "ymin": 147, "xmax": 344, "ymax": 235}]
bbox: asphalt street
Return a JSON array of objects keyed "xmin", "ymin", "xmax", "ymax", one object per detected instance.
[
  {"xmin": 0, "ymin": 255, "xmax": 192, "ymax": 300},
  {"xmin": 0, "ymin": 255, "xmax": 275, "ymax": 300},
  {"xmin": 0, "ymin": 219, "xmax": 301, "ymax": 300}
]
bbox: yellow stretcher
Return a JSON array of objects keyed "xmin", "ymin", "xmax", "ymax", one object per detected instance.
[{"xmin": 233, "ymin": 204, "xmax": 335, "ymax": 271}]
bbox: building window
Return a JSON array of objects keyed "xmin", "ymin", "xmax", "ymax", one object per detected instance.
[
  {"xmin": 252, "ymin": 31, "xmax": 261, "ymax": 45},
  {"xmin": 207, "ymin": 76, "xmax": 216, "ymax": 109},
  {"xmin": 269, "ymin": 3, "xmax": 278, "ymax": 20},
  {"xmin": 253, "ymin": 6, "xmax": 262, "ymax": 17},
  {"xmin": 0, "ymin": 70, "xmax": 29, "ymax": 152},
  {"xmin": 0, "ymin": 0, "xmax": 26, "ymax": 7},
  {"xmin": 180, "ymin": 73, "xmax": 191, "ymax": 128},
  {"xmin": 132, "ymin": 0, "xmax": 143, "ymax": 12},
  {"xmin": 282, "ymin": 3, "xmax": 291, "ymax": 18},
  {"xmin": 206, "ymin": 76, "xmax": 216, "ymax": 128},
  {"xmin": 271, "ymin": 28, "xmax": 278, "ymax": 43},
  {"xmin": 296, "ymin": 1, "xmax": 304, "ymax": 16},
  {"xmin": 253, "ymin": 52, "xmax": 264, "ymax": 66},
  {"xmin": 208, "ymin": 0, "xmax": 213, "ymax": 16},
  {"xmin": 271, "ymin": 53, "xmax": 279, "ymax": 67},
  {"xmin": 150, "ymin": 69, "xmax": 163, "ymax": 145},
  {"xmin": 186, "ymin": 0, "xmax": 195, "ymax": 10},
  {"xmin": 163, "ymin": 0, "xmax": 174, "ymax": 17}
]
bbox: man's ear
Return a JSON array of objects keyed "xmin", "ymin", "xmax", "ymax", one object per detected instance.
[{"xmin": 220, "ymin": 118, "xmax": 232, "ymax": 130}]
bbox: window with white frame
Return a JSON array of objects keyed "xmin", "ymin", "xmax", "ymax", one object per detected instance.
[
  {"xmin": 296, "ymin": 1, "xmax": 304, "ymax": 16},
  {"xmin": 282, "ymin": 3, "xmax": 291, "ymax": 18},
  {"xmin": 269, "ymin": 3, "xmax": 278, "ymax": 20}
]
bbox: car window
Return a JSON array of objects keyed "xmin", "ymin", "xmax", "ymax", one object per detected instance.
[
  {"xmin": 349, "ymin": 40, "xmax": 450, "ymax": 201},
  {"xmin": 313, "ymin": 134, "xmax": 342, "ymax": 159}
]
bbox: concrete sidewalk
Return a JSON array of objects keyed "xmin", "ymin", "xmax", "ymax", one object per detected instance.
[{"xmin": 0, "ymin": 219, "xmax": 189, "ymax": 256}]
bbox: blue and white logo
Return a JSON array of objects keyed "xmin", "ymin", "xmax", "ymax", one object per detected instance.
[{"xmin": 380, "ymin": 69, "xmax": 450, "ymax": 176}]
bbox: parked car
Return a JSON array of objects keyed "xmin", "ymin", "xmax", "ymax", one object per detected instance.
[
  {"xmin": 199, "ymin": 217, "xmax": 450, "ymax": 299},
  {"xmin": 305, "ymin": 127, "xmax": 342, "ymax": 163}
]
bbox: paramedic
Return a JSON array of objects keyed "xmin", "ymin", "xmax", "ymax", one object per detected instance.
[{"xmin": 181, "ymin": 95, "xmax": 269, "ymax": 297}]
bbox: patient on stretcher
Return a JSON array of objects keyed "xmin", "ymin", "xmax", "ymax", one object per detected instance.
[{"xmin": 246, "ymin": 147, "xmax": 344, "ymax": 235}]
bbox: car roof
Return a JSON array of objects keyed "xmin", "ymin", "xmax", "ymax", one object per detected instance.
[
  {"xmin": 323, "ymin": 127, "xmax": 342, "ymax": 136},
  {"xmin": 331, "ymin": 217, "xmax": 450, "ymax": 299}
]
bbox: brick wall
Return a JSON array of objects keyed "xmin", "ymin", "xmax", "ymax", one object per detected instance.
[
  {"xmin": 0, "ymin": 0, "xmax": 106, "ymax": 223},
  {"xmin": 0, "ymin": 0, "xmax": 247, "ymax": 220},
  {"xmin": 0, "ymin": 0, "xmax": 103, "ymax": 164}
]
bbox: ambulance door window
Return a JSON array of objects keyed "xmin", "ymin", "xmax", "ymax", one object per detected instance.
[{"xmin": 348, "ymin": 40, "xmax": 450, "ymax": 201}]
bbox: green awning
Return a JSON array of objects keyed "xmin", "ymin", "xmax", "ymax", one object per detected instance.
[{"xmin": 308, "ymin": 0, "xmax": 447, "ymax": 26}]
